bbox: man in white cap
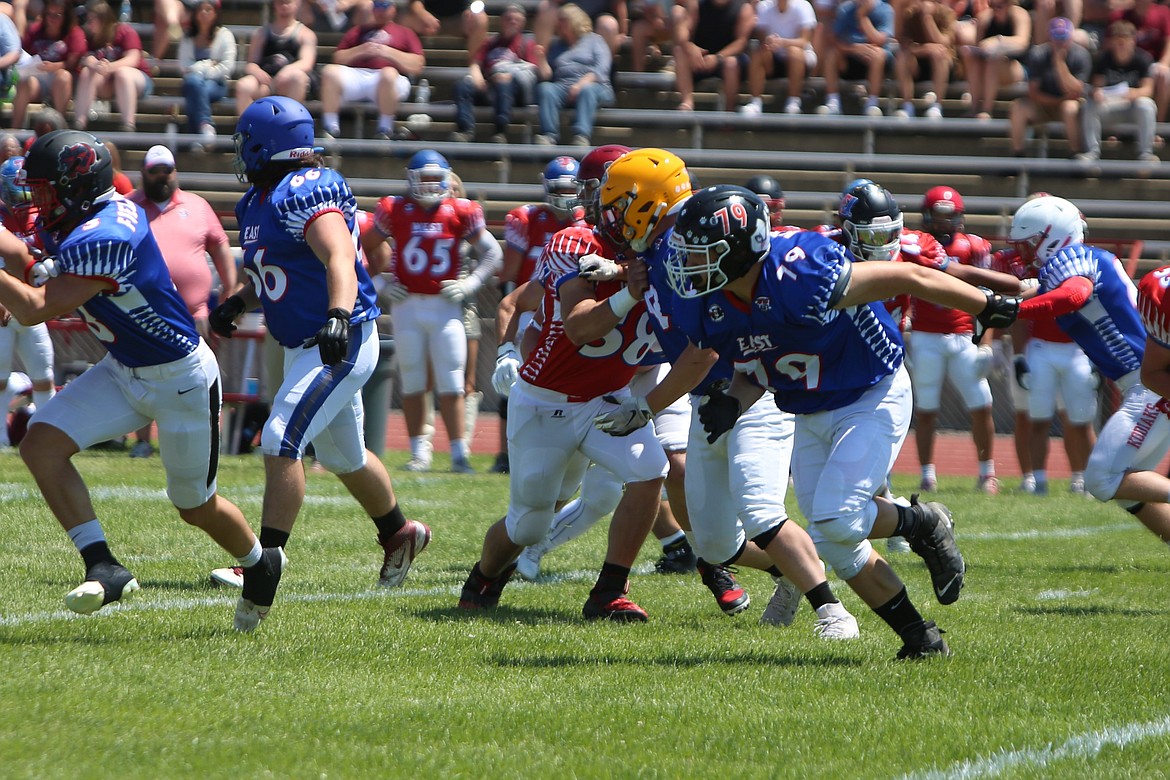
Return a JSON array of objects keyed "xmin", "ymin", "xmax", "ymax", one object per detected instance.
[{"xmin": 127, "ymin": 145, "xmax": 239, "ymax": 458}]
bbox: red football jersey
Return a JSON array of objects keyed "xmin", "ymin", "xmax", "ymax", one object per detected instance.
[
  {"xmin": 504, "ymin": 203, "xmax": 585, "ymax": 286},
  {"xmin": 1138, "ymin": 266, "xmax": 1170, "ymax": 347},
  {"xmin": 910, "ymin": 231, "xmax": 992, "ymax": 334},
  {"xmin": 990, "ymin": 247, "xmax": 1070, "ymax": 343},
  {"xmin": 520, "ymin": 226, "xmax": 657, "ymax": 399},
  {"xmin": 0, "ymin": 205, "xmax": 43, "ymax": 251},
  {"xmin": 373, "ymin": 195, "xmax": 486, "ymax": 295}
]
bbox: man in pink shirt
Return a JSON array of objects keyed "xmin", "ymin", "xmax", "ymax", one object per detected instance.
[{"xmin": 128, "ymin": 145, "xmax": 239, "ymax": 458}]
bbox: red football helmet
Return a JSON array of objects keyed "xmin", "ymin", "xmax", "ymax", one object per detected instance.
[
  {"xmin": 576, "ymin": 144, "xmax": 631, "ymax": 227},
  {"xmin": 921, "ymin": 186, "xmax": 965, "ymax": 244}
]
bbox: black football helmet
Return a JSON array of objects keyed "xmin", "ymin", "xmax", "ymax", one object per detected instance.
[
  {"xmin": 667, "ymin": 185, "xmax": 771, "ymax": 298},
  {"xmin": 744, "ymin": 174, "xmax": 785, "ymax": 222},
  {"xmin": 837, "ymin": 181, "xmax": 902, "ymax": 261},
  {"xmin": 24, "ymin": 129, "xmax": 114, "ymax": 235}
]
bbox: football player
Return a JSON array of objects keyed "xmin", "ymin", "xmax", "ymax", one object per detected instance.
[
  {"xmin": 592, "ymin": 157, "xmax": 859, "ymax": 636},
  {"xmin": 363, "ymin": 149, "xmax": 503, "ymax": 473},
  {"xmin": 667, "ymin": 185, "xmax": 1021, "ymax": 658},
  {"xmin": 0, "ymin": 156, "xmax": 56, "ymax": 446},
  {"xmin": 211, "ymin": 97, "xmax": 430, "ymax": 629},
  {"xmin": 743, "ymin": 174, "xmax": 791, "ymax": 230},
  {"xmin": 491, "ymin": 155, "xmax": 588, "ymax": 473},
  {"xmin": 0, "ymin": 131, "xmax": 264, "ymax": 625},
  {"xmin": 1012, "ymin": 195, "xmax": 1170, "ymax": 540}
]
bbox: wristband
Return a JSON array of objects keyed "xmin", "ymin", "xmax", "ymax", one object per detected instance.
[
  {"xmin": 326, "ymin": 307, "xmax": 352, "ymax": 322},
  {"xmin": 498, "ymin": 343, "xmax": 517, "ymax": 358},
  {"xmin": 607, "ymin": 287, "xmax": 638, "ymax": 318}
]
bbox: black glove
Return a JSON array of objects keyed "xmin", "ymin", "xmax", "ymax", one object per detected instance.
[
  {"xmin": 972, "ymin": 288, "xmax": 1020, "ymax": 345},
  {"xmin": 305, "ymin": 308, "xmax": 352, "ymax": 365},
  {"xmin": 209, "ymin": 295, "xmax": 246, "ymax": 338},
  {"xmin": 697, "ymin": 381, "xmax": 742, "ymax": 444}
]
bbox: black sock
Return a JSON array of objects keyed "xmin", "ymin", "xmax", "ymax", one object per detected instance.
[
  {"xmin": 80, "ymin": 541, "xmax": 118, "ymax": 571},
  {"xmin": 872, "ymin": 587, "xmax": 925, "ymax": 635},
  {"xmin": 593, "ymin": 562, "xmax": 631, "ymax": 596},
  {"xmin": 664, "ymin": 536, "xmax": 691, "ymax": 554},
  {"xmin": 259, "ymin": 526, "xmax": 290, "ymax": 549},
  {"xmin": 765, "ymin": 565, "xmax": 783, "ymax": 578},
  {"xmin": 373, "ymin": 504, "xmax": 407, "ymax": 539},
  {"xmin": 804, "ymin": 581, "xmax": 838, "ymax": 611},
  {"xmin": 893, "ymin": 502, "xmax": 926, "ymax": 539}
]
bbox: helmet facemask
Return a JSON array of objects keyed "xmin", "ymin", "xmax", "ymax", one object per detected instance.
[
  {"xmin": 408, "ymin": 167, "xmax": 451, "ymax": 208},
  {"xmin": 666, "ymin": 232, "xmax": 734, "ymax": 298},
  {"xmin": 846, "ymin": 214, "xmax": 903, "ymax": 261},
  {"xmin": 545, "ymin": 176, "xmax": 579, "ymax": 219}
]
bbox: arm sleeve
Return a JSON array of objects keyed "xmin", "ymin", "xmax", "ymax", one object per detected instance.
[{"xmin": 1018, "ymin": 276, "xmax": 1094, "ymax": 320}]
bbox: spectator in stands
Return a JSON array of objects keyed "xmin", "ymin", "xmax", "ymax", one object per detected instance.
[
  {"xmin": 1009, "ymin": 16, "xmax": 1091, "ymax": 157},
  {"xmin": 302, "ymin": 0, "xmax": 372, "ymax": 32},
  {"xmin": 235, "ymin": 0, "xmax": 318, "ymax": 117},
  {"xmin": 319, "ymin": 0, "xmax": 425, "ymax": 141},
  {"xmin": 939, "ymin": 0, "xmax": 986, "ymax": 48},
  {"xmin": 535, "ymin": 0, "xmax": 627, "ymax": 57},
  {"xmin": 629, "ymin": 0, "xmax": 678, "ymax": 72},
  {"xmin": 151, "ymin": 0, "xmax": 188, "ymax": 62},
  {"xmin": 739, "ymin": 0, "xmax": 816, "ymax": 115},
  {"xmin": 1031, "ymin": 0, "xmax": 1087, "ymax": 46},
  {"xmin": 451, "ymin": 3, "xmax": 539, "ymax": 143},
  {"xmin": 0, "ymin": 134, "xmax": 19, "ymax": 161},
  {"xmin": 893, "ymin": 0, "xmax": 956, "ymax": 118},
  {"xmin": 534, "ymin": 4, "xmax": 614, "ymax": 146},
  {"xmin": 72, "ymin": 0, "xmax": 153, "ymax": 132},
  {"xmin": 1, "ymin": 0, "xmax": 30, "ymax": 38},
  {"xmin": 817, "ymin": 0, "xmax": 896, "ymax": 116},
  {"xmin": 0, "ymin": 10, "xmax": 27, "ymax": 99},
  {"xmin": 178, "ymin": 0, "xmax": 237, "ymax": 147},
  {"xmin": 103, "ymin": 138, "xmax": 134, "ymax": 194},
  {"xmin": 22, "ymin": 108, "xmax": 67, "ymax": 156},
  {"xmin": 959, "ymin": 0, "xmax": 1030, "ymax": 119},
  {"xmin": 400, "ymin": 0, "xmax": 489, "ymax": 65},
  {"xmin": 1112, "ymin": 0, "xmax": 1170, "ymax": 123},
  {"xmin": 672, "ymin": 0, "xmax": 755, "ymax": 112},
  {"xmin": 125, "ymin": 146, "xmax": 237, "ymax": 458},
  {"xmin": 11, "ymin": 0, "xmax": 85, "ymax": 130},
  {"xmin": 1078, "ymin": 20, "xmax": 1158, "ymax": 163}
]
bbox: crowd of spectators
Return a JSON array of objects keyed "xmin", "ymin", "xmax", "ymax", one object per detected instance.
[{"xmin": 0, "ymin": 0, "xmax": 1165, "ymax": 156}]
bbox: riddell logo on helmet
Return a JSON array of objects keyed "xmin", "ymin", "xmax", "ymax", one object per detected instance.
[
  {"xmin": 287, "ymin": 149, "xmax": 315, "ymax": 159},
  {"xmin": 58, "ymin": 143, "xmax": 97, "ymax": 179}
]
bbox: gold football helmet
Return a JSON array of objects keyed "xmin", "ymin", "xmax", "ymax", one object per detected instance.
[{"xmin": 599, "ymin": 148, "xmax": 691, "ymax": 252}]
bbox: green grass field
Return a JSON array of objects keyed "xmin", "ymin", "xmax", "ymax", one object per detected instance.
[{"xmin": 2, "ymin": 449, "xmax": 1169, "ymax": 779}]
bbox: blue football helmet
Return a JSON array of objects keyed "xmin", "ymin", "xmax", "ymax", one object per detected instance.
[
  {"xmin": 232, "ymin": 96, "xmax": 322, "ymax": 183},
  {"xmin": 406, "ymin": 150, "xmax": 452, "ymax": 207},
  {"xmin": 542, "ymin": 156, "xmax": 579, "ymax": 218},
  {"xmin": 0, "ymin": 156, "xmax": 30, "ymax": 208}
]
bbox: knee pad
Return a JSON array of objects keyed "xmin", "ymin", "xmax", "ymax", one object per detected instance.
[
  {"xmin": 715, "ymin": 537, "xmax": 749, "ymax": 568},
  {"xmin": 507, "ymin": 507, "xmax": 556, "ymax": 547},
  {"xmin": 1084, "ymin": 470, "xmax": 1120, "ymax": 503},
  {"xmin": 816, "ymin": 537, "xmax": 873, "ymax": 581},
  {"xmin": 810, "ymin": 507, "xmax": 871, "ymax": 545},
  {"xmin": 579, "ymin": 471, "xmax": 624, "ymax": 521},
  {"xmin": 691, "ymin": 523, "xmax": 745, "ymax": 567}
]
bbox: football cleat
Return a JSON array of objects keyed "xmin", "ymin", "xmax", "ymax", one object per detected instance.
[
  {"xmin": 450, "ymin": 457, "xmax": 475, "ymax": 475},
  {"xmin": 907, "ymin": 495, "xmax": 965, "ymax": 605},
  {"xmin": 210, "ymin": 566, "xmax": 244, "ymax": 589},
  {"xmin": 895, "ymin": 620, "xmax": 951, "ymax": 660},
  {"xmin": 458, "ymin": 562, "xmax": 516, "ymax": 610},
  {"xmin": 235, "ymin": 547, "xmax": 287, "ymax": 632},
  {"xmin": 697, "ymin": 561, "xmax": 750, "ymax": 616},
  {"xmin": 490, "ymin": 452, "xmax": 509, "ymax": 474},
  {"xmin": 64, "ymin": 561, "xmax": 140, "ymax": 615},
  {"xmin": 654, "ymin": 541, "xmax": 697, "ymax": 574},
  {"xmin": 402, "ymin": 455, "xmax": 432, "ymax": 473},
  {"xmin": 976, "ymin": 475, "xmax": 1000, "ymax": 495},
  {"xmin": 918, "ymin": 476, "xmax": 938, "ymax": 493},
  {"xmin": 515, "ymin": 544, "xmax": 546, "ymax": 582},
  {"xmin": 582, "ymin": 593, "xmax": 648, "ymax": 622},
  {"xmin": 813, "ymin": 601, "xmax": 860, "ymax": 639},
  {"xmin": 377, "ymin": 520, "xmax": 432, "ymax": 588},
  {"xmin": 760, "ymin": 575, "xmax": 801, "ymax": 626}
]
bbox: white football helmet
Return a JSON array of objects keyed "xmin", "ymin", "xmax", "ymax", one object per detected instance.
[{"xmin": 1009, "ymin": 195, "xmax": 1086, "ymax": 267}]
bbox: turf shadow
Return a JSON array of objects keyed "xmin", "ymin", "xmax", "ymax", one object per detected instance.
[
  {"xmin": 1018, "ymin": 604, "xmax": 1165, "ymax": 618},
  {"xmin": 413, "ymin": 605, "xmax": 573, "ymax": 625},
  {"xmin": 491, "ymin": 652, "xmax": 863, "ymax": 669}
]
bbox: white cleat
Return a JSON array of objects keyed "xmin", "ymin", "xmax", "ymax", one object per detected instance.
[
  {"xmin": 233, "ymin": 598, "xmax": 270, "ymax": 633},
  {"xmin": 515, "ymin": 545, "xmax": 545, "ymax": 581},
  {"xmin": 64, "ymin": 562, "xmax": 140, "ymax": 615},
  {"xmin": 813, "ymin": 601, "xmax": 860, "ymax": 639},
  {"xmin": 760, "ymin": 575, "xmax": 802, "ymax": 627},
  {"xmin": 210, "ymin": 566, "xmax": 244, "ymax": 589}
]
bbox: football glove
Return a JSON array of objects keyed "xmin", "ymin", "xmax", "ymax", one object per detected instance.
[
  {"xmin": 209, "ymin": 294, "xmax": 246, "ymax": 338},
  {"xmin": 593, "ymin": 395, "xmax": 654, "ymax": 436},
  {"xmin": 492, "ymin": 344, "xmax": 521, "ymax": 396},
  {"xmin": 439, "ymin": 278, "xmax": 475, "ymax": 305},
  {"xmin": 1014, "ymin": 355, "xmax": 1031, "ymax": 391},
  {"xmin": 304, "ymin": 308, "xmax": 351, "ymax": 365},
  {"xmin": 697, "ymin": 381, "xmax": 741, "ymax": 444},
  {"xmin": 973, "ymin": 345, "xmax": 993, "ymax": 379},
  {"xmin": 578, "ymin": 253, "xmax": 622, "ymax": 282},
  {"xmin": 28, "ymin": 256, "xmax": 59, "ymax": 287},
  {"xmin": 972, "ymin": 288, "xmax": 1020, "ymax": 345}
]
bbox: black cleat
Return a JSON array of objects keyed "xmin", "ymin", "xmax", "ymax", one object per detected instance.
[
  {"xmin": 654, "ymin": 541, "xmax": 697, "ymax": 574},
  {"xmin": 65, "ymin": 561, "xmax": 140, "ymax": 614},
  {"xmin": 907, "ymin": 495, "xmax": 965, "ymax": 605},
  {"xmin": 896, "ymin": 620, "xmax": 951, "ymax": 660},
  {"xmin": 458, "ymin": 562, "xmax": 517, "ymax": 610},
  {"xmin": 697, "ymin": 561, "xmax": 750, "ymax": 616},
  {"xmin": 490, "ymin": 452, "xmax": 510, "ymax": 474}
]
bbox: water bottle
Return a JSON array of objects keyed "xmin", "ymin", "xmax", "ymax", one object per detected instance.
[
  {"xmin": 119, "ymin": 0, "xmax": 131, "ymax": 22},
  {"xmin": 416, "ymin": 78, "xmax": 430, "ymax": 104}
]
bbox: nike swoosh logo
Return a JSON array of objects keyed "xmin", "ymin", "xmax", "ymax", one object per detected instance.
[
  {"xmin": 937, "ymin": 574, "xmax": 963, "ymax": 599},
  {"xmin": 177, "ymin": 387, "xmax": 199, "ymax": 395}
]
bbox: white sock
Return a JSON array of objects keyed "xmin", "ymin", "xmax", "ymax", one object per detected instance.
[
  {"xmin": 659, "ymin": 530, "xmax": 686, "ymax": 549},
  {"xmin": 378, "ymin": 114, "xmax": 394, "ymax": 132},
  {"xmin": 323, "ymin": 112, "xmax": 339, "ymax": 130},
  {"xmin": 748, "ymin": 97, "xmax": 762, "ymax": 109},
  {"xmin": 451, "ymin": 439, "xmax": 470, "ymax": 461},
  {"xmin": 67, "ymin": 519, "xmax": 106, "ymax": 552},
  {"xmin": 826, "ymin": 93, "xmax": 840, "ymax": 104},
  {"xmin": 979, "ymin": 460, "xmax": 995, "ymax": 478},
  {"xmin": 1034, "ymin": 469, "xmax": 1048, "ymax": 484},
  {"xmin": 865, "ymin": 96, "xmax": 879, "ymax": 108},
  {"xmin": 1071, "ymin": 470, "xmax": 1085, "ymax": 483},
  {"xmin": 236, "ymin": 538, "xmax": 263, "ymax": 568},
  {"xmin": 409, "ymin": 436, "xmax": 430, "ymax": 460},
  {"xmin": 921, "ymin": 464, "xmax": 936, "ymax": 481}
]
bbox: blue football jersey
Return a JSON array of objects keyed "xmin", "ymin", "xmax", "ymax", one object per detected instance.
[
  {"xmin": 236, "ymin": 167, "xmax": 380, "ymax": 348},
  {"xmin": 675, "ymin": 230, "xmax": 903, "ymax": 414},
  {"xmin": 641, "ymin": 226, "xmax": 730, "ymax": 393},
  {"xmin": 55, "ymin": 196, "xmax": 198, "ymax": 368},
  {"xmin": 1038, "ymin": 244, "xmax": 1144, "ymax": 381}
]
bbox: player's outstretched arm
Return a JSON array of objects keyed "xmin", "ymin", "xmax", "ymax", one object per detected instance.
[
  {"xmin": 0, "ymin": 269, "xmax": 108, "ymax": 326},
  {"xmin": 497, "ymin": 279, "xmax": 544, "ymax": 346},
  {"xmin": 839, "ymin": 260, "xmax": 992, "ymax": 315}
]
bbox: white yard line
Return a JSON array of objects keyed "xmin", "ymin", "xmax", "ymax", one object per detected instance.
[
  {"xmin": 965, "ymin": 524, "xmax": 1133, "ymax": 541},
  {"xmin": 902, "ymin": 715, "xmax": 1170, "ymax": 780}
]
